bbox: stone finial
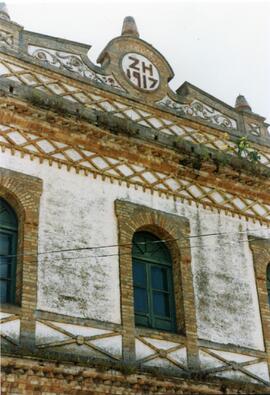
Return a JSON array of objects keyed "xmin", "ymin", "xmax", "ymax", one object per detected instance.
[
  {"xmin": 121, "ymin": 16, "xmax": 139, "ymax": 38},
  {"xmin": 235, "ymin": 94, "xmax": 252, "ymax": 112},
  {"xmin": 0, "ymin": 2, "xmax": 10, "ymax": 21}
]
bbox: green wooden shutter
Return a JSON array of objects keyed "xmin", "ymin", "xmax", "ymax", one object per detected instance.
[
  {"xmin": 132, "ymin": 231, "xmax": 176, "ymax": 332},
  {"xmin": 0, "ymin": 198, "xmax": 18, "ymax": 304}
]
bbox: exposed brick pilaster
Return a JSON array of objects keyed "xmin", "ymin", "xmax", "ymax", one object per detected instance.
[
  {"xmin": 0, "ymin": 167, "xmax": 42, "ymax": 348},
  {"xmin": 115, "ymin": 200, "xmax": 199, "ymax": 368}
]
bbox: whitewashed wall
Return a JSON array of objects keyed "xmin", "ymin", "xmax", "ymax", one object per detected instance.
[{"xmin": 1, "ymin": 150, "xmax": 269, "ymax": 351}]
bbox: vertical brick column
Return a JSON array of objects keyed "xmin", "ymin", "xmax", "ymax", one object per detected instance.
[
  {"xmin": 115, "ymin": 200, "xmax": 199, "ymax": 368},
  {"xmin": 0, "ymin": 168, "xmax": 42, "ymax": 349},
  {"xmin": 115, "ymin": 202, "xmax": 136, "ymax": 362}
]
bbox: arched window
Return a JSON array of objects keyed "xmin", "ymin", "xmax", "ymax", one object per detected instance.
[
  {"xmin": 267, "ymin": 264, "xmax": 270, "ymax": 306},
  {"xmin": 132, "ymin": 231, "xmax": 176, "ymax": 332},
  {"xmin": 0, "ymin": 198, "xmax": 18, "ymax": 304}
]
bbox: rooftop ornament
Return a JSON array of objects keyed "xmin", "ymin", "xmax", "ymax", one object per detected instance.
[
  {"xmin": 121, "ymin": 16, "xmax": 139, "ymax": 38},
  {"xmin": 0, "ymin": 2, "xmax": 10, "ymax": 21},
  {"xmin": 235, "ymin": 94, "xmax": 252, "ymax": 112}
]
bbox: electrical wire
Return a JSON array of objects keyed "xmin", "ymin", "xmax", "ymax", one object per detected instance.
[
  {"xmin": 1, "ymin": 236, "xmax": 268, "ymax": 265},
  {"xmin": 1, "ymin": 227, "xmax": 269, "ymax": 259},
  {"xmin": 1, "ymin": 228, "xmax": 269, "ymax": 259}
]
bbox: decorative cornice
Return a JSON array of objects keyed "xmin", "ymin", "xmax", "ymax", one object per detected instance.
[{"xmin": 0, "ymin": 52, "xmax": 269, "ymax": 158}]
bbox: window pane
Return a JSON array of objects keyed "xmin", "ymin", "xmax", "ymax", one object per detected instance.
[
  {"xmin": 133, "ymin": 261, "xmax": 146, "ymax": 286},
  {"xmin": 151, "ymin": 266, "xmax": 168, "ymax": 290},
  {"xmin": 134, "ymin": 287, "xmax": 148, "ymax": 313},
  {"xmin": 132, "ymin": 231, "xmax": 171, "ymax": 265},
  {"xmin": 0, "ymin": 263, "xmax": 10, "ymax": 278},
  {"xmin": 153, "ymin": 291, "xmax": 170, "ymax": 317},
  {"xmin": 0, "ymin": 280, "xmax": 8, "ymax": 302},
  {"xmin": 0, "ymin": 233, "xmax": 11, "ymax": 255},
  {"xmin": 0, "ymin": 198, "xmax": 18, "ymax": 228}
]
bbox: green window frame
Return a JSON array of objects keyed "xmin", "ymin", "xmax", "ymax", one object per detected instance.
[
  {"xmin": 0, "ymin": 198, "xmax": 18, "ymax": 304},
  {"xmin": 132, "ymin": 231, "xmax": 176, "ymax": 332},
  {"xmin": 267, "ymin": 264, "xmax": 270, "ymax": 307}
]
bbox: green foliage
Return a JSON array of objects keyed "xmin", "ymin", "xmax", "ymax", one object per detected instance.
[
  {"xmin": 236, "ymin": 136, "xmax": 261, "ymax": 164},
  {"xmin": 247, "ymin": 149, "xmax": 261, "ymax": 163}
]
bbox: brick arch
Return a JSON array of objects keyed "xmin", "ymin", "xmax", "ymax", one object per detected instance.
[
  {"xmin": 0, "ymin": 167, "xmax": 42, "ymax": 346},
  {"xmin": 0, "ymin": 170, "xmax": 41, "ymax": 224},
  {"xmin": 115, "ymin": 200, "xmax": 199, "ymax": 368},
  {"xmin": 0, "ymin": 187, "xmax": 25, "ymax": 223}
]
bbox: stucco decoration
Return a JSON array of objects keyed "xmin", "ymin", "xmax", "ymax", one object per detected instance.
[
  {"xmin": 157, "ymin": 95, "xmax": 237, "ymax": 129},
  {"xmin": 121, "ymin": 53, "xmax": 160, "ymax": 91},
  {"xmin": 27, "ymin": 45, "xmax": 125, "ymax": 91},
  {"xmin": 248, "ymin": 123, "xmax": 261, "ymax": 137},
  {"xmin": 0, "ymin": 29, "xmax": 13, "ymax": 48}
]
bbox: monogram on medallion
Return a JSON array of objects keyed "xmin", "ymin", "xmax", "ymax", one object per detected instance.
[{"xmin": 122, "ymin": 53, "xmax": 160, "ymax": 91}]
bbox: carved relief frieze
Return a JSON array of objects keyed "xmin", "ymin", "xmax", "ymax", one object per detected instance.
[
  {"xmin": 157, "ymin": 95, "xmax": 237, "ymax": 130},
  {"xmin": 27, "ymin": 45, "xmax": 125, "ymax": 91}
]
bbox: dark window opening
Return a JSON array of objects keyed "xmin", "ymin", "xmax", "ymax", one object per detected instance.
[
  {"xmin": 132, "ymin": 231, "xmax": 176, "ymax": 332},
  {"xmin": 0, "ymin": 198, "xmax": 18, "ymax": 304},
  {"xmin": 267, "ymin": 264, "xmax": 270, "ymax": 307}
]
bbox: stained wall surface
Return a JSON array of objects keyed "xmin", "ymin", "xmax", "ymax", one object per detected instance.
[{"xmin": 1, "ymin": 150, "xmax": 268, "ymax": 351}]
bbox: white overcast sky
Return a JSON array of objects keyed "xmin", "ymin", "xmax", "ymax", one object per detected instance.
[{"xmin": 5, "ymin": 0, "xmax": 270, "ymax": 124}]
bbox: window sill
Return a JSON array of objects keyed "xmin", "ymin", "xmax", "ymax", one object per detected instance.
[
  {"xmin": 0, "ymin": 303, "xmax": 22, "ymax": 316},
  {"xmin": 135, "ymin": 326, "xmax": 186, "ymax": 344}
]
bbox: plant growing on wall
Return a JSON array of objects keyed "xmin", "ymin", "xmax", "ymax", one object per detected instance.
[{"xmin": 236, "ymin": 136, "xmax": 261, "ymax": 163}]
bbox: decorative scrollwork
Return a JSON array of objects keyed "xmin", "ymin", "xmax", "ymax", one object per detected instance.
[
  {"xmin": 248, "ymin": 123, "xmax": 261, "ymax": 137},
  {"xmin": 157, "ymin": 96, "xmax": 237, "ymax": 129},
  {"xmin": 28, "ymin": 46, "xmax": 124, "ymax": 91}
]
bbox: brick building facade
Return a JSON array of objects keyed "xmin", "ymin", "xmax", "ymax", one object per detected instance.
[{"xmin": 1, "ymin": 5, "xmax": 270, "ymax": 394}]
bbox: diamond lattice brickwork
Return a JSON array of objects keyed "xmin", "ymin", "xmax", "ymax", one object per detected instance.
[
  {"xmin": 35, "ymin": 320, "xmax": 122, "ymax": 361},
  {"xmin": 1, "ymin": 124, "xmax": 270, "ymax": 224},
  {"xmin": 0, "ymin": 55, "xmax": 269, "ymax": 168},
  {"xmin": 199, "ymin": 347, "xmax": 269, "ymax": 385},
  {"xmin": 135, "ymin": 336, "xmax": 187, "ymax": 372}
]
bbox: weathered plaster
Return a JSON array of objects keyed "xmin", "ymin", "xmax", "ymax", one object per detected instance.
[
  {"xmin": 1, "ymin": 150, "xmax": 269, "ymax": 352},
  {"xmin": 0, "ymin": 319, "xmax": 20, "ymax": 342}
]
